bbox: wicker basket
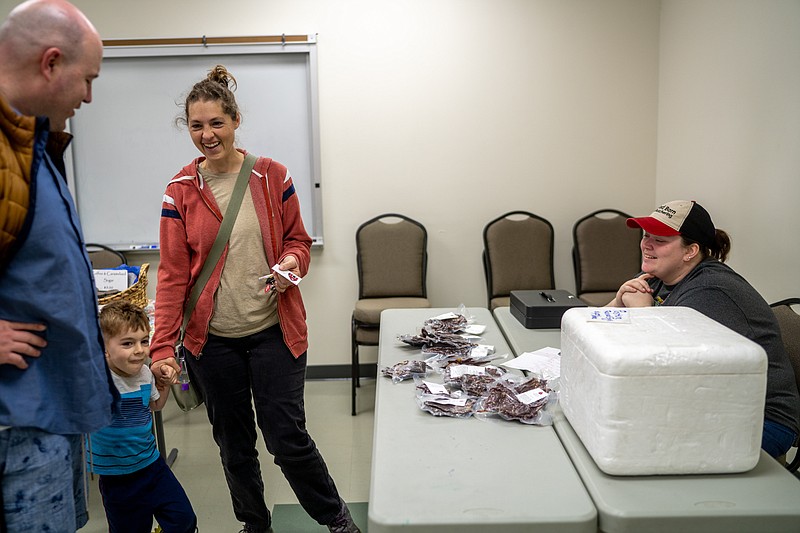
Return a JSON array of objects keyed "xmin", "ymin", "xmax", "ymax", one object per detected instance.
[{"xmin": 98, "ymin": 263, "xmax": 149, "ymax": 308}]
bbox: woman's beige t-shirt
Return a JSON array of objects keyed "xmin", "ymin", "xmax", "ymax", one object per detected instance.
[{"xmin": 199, "ymin": 166, "xmax": 278, "ymax": 337}]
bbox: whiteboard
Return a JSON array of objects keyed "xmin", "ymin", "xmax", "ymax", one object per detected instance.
[{"xmin": 67, "ymin": 38, "xmax": 323, "ymax": 249}]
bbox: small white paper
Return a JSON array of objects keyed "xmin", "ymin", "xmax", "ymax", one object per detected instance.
[
  {"xmin": 469, "ymin": 345, "xmax": 495, "ymax": 358},
  {"xmin": 534, "ymin": 346, "xmax": 560, "ymax": 357},
  {"xmin": 448, "ymin": 365, "xmax": 487, "ymax": 378},
  {"xmin": 422, "ymin": 381, "xmax": 449, "ymax": 395},
  {"xmin": 431, "ymin": 312, "xmax": 459, "ymax": 320},
  {"xmin": 463, "ymin": 324, "xmax": 487, "ymax": 335},
  {"xmin": 93, "ymin": 269, "xmax": 128, "ymax": 292},
  {"xmin": 271, "ymin": 264, "xmax": 302, "ymax": 285},
  {"xmin": 516, "ymin": 388, "xmax": 548, "ymax": 405},
  {"xmin": 502, "ymin": 347, "xmax": 561, "ymax": 379},
  {"xmin": 588, "ymin": 308, "xmax": 630, "ymax": 323}
]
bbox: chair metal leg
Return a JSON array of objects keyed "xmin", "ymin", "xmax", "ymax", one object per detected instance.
[
  {"xmin": 351, "ymin": 345, "xmax": 359, "ymax": 416},
  {"xmin": 351, "ymin": 318, "xmax": 359, "ymax": 416},
  {"xmin": 355, "ymin": 350, "xmax": 361, "ymax": 387}
]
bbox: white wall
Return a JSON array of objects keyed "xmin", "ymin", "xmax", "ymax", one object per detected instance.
[
  {"xmin": 13, "ymin": 1, "xmax": 795, "ymax": 368},
  {"xmin": 656, "ymin": 0, "xmax": 800, "ymax": 303}
]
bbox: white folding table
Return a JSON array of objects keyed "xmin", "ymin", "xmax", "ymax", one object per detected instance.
[{"xmin": 368, "ymin": 307, "xmax": 597, "ymax": 532}]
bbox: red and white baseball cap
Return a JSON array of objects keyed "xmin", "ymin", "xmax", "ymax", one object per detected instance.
[{"xmin": 626, "ymin": 200, "xmax": 715, "ymax": 247}]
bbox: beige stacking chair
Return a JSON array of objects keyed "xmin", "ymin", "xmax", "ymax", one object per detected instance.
[
  {"xmin": 482, "ymin": 211, "xmax": 554, "ymax": 311},
  {"xmin": 351, "ymin": 214, "xmax": 430, "ymax": 415},
  {"xmin": 86, "ymin": 243, "xmax": 127, "ymax": 268},
  {"xmin": 770, "ymin": 298, "xmax": 800, "ymax": 473},
  {"xmin": 572, "ymin": 209, "xmax": 642, "ymax": 306}
]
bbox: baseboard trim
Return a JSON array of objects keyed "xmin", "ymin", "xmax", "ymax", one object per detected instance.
[{"xmin": 306, "ymin": 363, "xmax": 377, "ymax": 380}]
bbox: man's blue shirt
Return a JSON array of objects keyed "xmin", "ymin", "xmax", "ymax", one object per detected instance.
[{"xmin": 0, "ymin": 118, "xmax": 117, "ymax": 434}]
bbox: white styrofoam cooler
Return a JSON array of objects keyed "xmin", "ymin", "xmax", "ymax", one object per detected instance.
[{"xmin": 560, "ymin": 306, "xmax": 767, "ymax": 476}]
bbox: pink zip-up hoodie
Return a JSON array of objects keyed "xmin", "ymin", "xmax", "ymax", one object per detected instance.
[{"xmin": 150, "ymin": 149, "xmax": 311, "ymax": 364}]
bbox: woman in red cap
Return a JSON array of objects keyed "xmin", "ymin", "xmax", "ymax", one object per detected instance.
[{"xmin": 610, "ymin": 200, "xmax": 799, "ymax": 460}]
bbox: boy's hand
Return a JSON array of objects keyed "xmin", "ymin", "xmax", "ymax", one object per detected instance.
[
  {"xmin": 161, "ymin": 365, "xmax": 177, "ymax": 383},
  {"xmin": 153, "ymin": 365, "xmax": 178, "ymax": 395}
]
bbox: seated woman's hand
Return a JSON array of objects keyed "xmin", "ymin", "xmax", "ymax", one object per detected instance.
[
  {"xmin": 620, "ymin": 287, "xmax": 655, "ymax": 307},
  {"xmin": 611, "ymin": 273, "xmax": 654, "ymax": 307}
]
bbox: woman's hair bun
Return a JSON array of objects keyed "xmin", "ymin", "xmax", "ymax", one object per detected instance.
[{"xmin": 207, "ymin": 64, "xmax": 237, "ymax": 91}]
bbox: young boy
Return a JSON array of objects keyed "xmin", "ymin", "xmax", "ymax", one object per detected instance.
[{"xmin": 88, "ymin": 300, "xmax": 197, "ymax": 533}]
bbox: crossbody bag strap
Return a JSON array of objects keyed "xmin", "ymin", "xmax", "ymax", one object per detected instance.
[{"xmin": 177, "ymin": 153, "xmax": 258, "ymax": 345}]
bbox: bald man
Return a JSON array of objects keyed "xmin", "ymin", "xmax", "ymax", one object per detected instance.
[{"xmin": 0, "ymin": 1, "xmax": 118, "ymax": 531}]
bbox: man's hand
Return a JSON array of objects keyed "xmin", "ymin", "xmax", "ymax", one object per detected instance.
[{"xmin": 0, "ymin": 320, "xmax": 47, "ymax": 369}]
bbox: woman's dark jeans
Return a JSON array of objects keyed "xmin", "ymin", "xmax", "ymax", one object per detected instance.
[{"xmin": 187, "ymin": 325, "xmax": 341, "ymax": 530}]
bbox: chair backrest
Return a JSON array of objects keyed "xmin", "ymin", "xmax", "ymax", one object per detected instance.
[
  {"xmin": 482, "ymin": 211, "xmax": 554, "ymax": 307},
  {"xmin": 356, "ymin": 214, "xmax": 427, "ymax": 299},
  {"xmin": 86, "ymin": 243, "xmax": 127, "ymax": 269},
  {"xmin": 770, "ymin": 298, "xmax": 800, "ymax": 395},
  {"xmin": 572, "ymin": 209, "xmax": 642, "ymax": 294}
]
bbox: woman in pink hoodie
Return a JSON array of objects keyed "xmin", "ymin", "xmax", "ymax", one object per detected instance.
[{"xmin": 150, "ymin": 65, "xmax": 358, "ymax": 533}]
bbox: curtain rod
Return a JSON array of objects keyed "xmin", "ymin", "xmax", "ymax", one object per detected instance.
[{"xmin": 103, "ymin": 35, "xmax": 311, "ymax": 47}]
